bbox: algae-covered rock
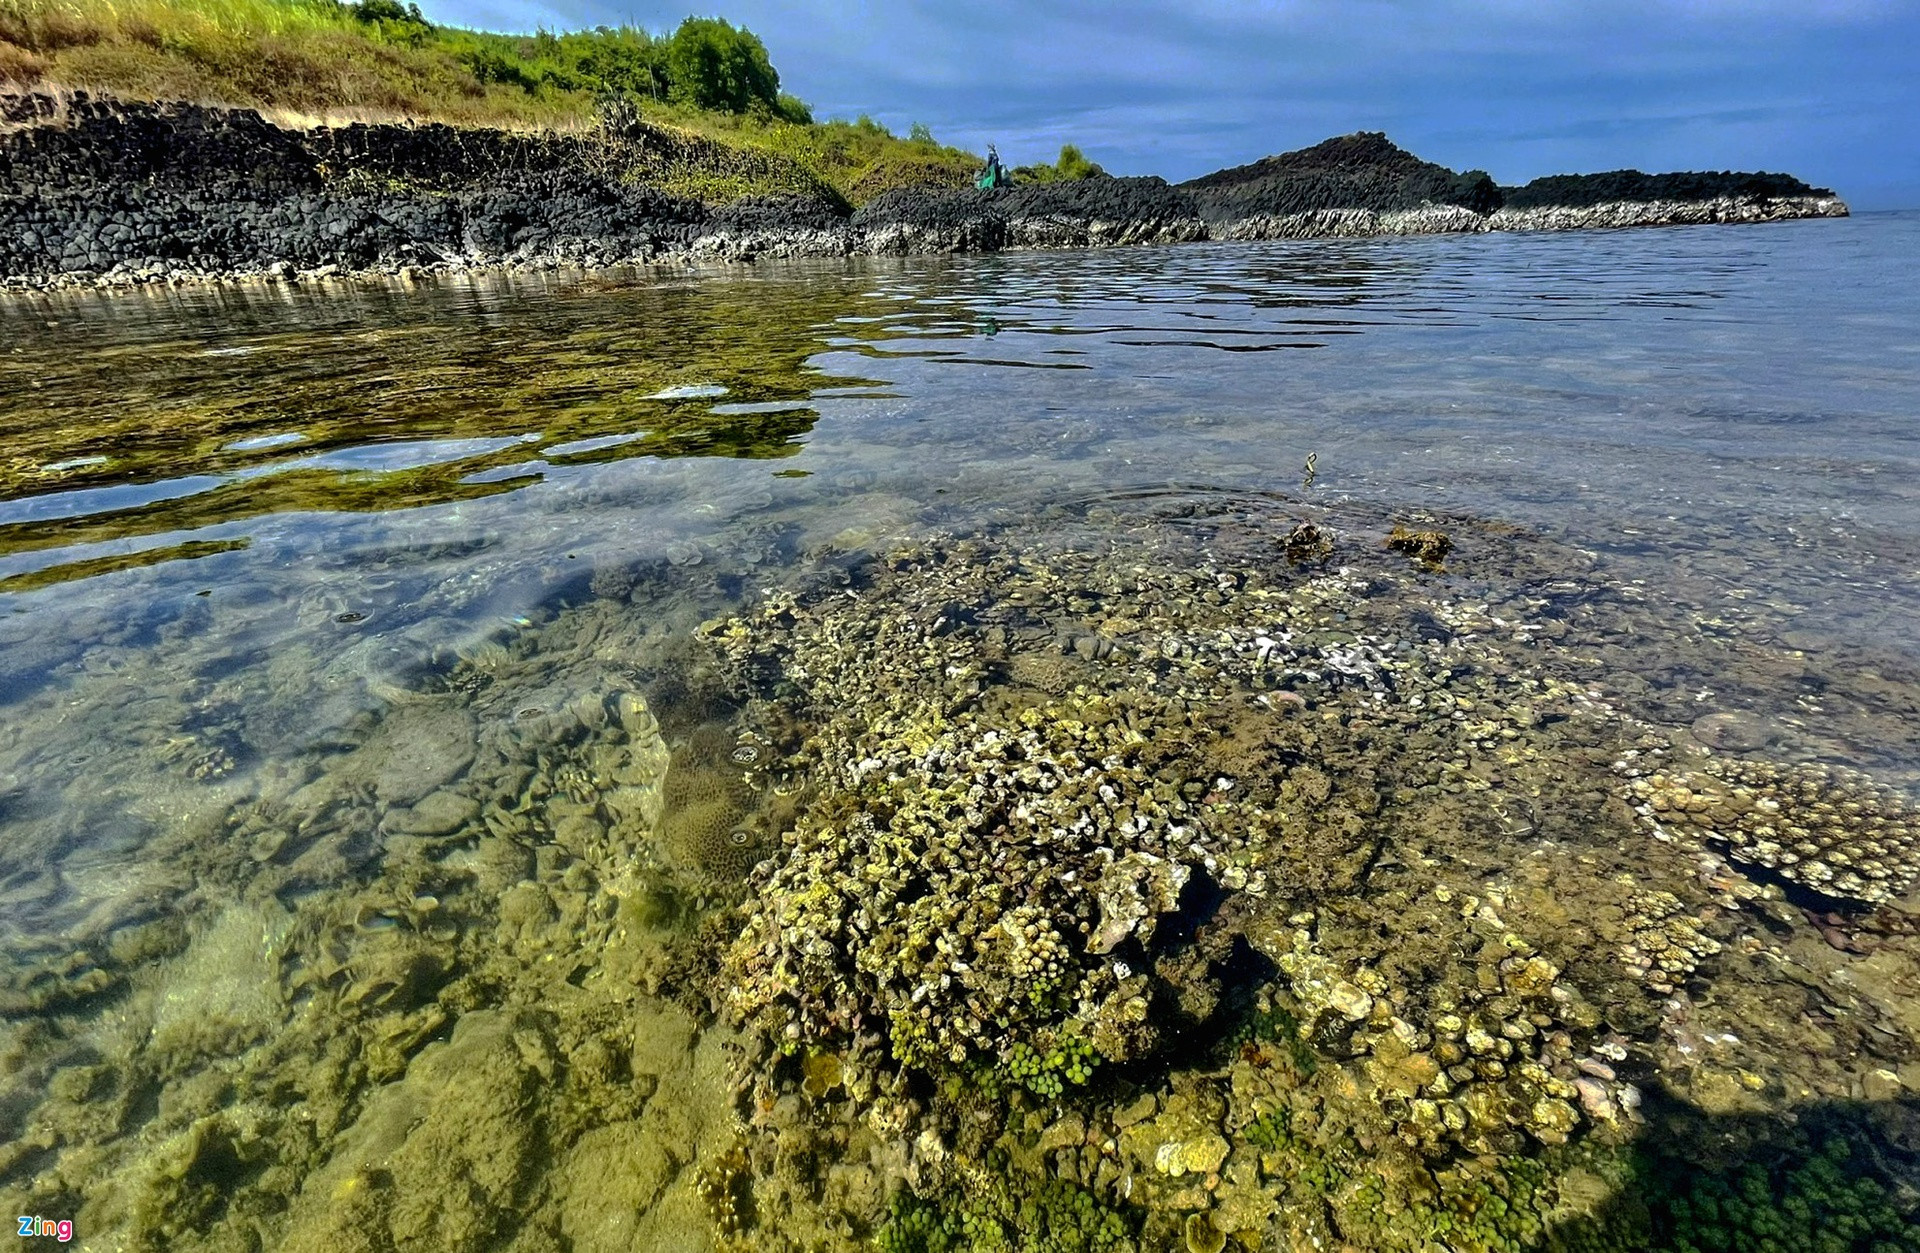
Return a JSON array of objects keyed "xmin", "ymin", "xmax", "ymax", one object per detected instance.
[
  {"xmin": 147, "ymin": 902, "xmax": 290, "ymax": 1066},
  {"xmin": 360, "ymin": 701, "xmax": 477, "ymax": 806},
  {"xmin": 281, "ymin": 1010, "xmax": 550, "ymax": 1253},
  {"xmin": 686, "ymin": 499, "xmax": 1920, "ymax": 1248},
  {"xmin": 1089, "ymin": 851, "xmax": 1190, "ymax": 955}
]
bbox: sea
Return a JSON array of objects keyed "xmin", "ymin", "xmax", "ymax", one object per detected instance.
[{"xmin": 1, "ymin": 212, "xmax": 1916, "ymax": 1251}]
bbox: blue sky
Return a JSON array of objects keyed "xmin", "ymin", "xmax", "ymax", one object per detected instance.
[{"xmin": 423, "ymin": 0, "xmax": 1920, "ymax": 209}]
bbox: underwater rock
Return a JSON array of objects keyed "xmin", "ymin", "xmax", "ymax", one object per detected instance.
[
  {"xmin": 360, "ymin": 701, "xmax": 477, "ymax": 806},
  {"xmin": 1281, "ymin": 520, "xmax": 1333, "ymax": 566},
  {"xmin": 279, "ymin": 1010, "xmax": 552, "ymax": 1253},
  {"xmin": 1386, "ymin": 524, "xmax": 1453, "ymax": 567},
  {"xmin": 1691, "ymin": 710, "xmax": 1775, "ymax": 751},
  {"xmin": 1154, "ymin": 1134, "xmax": 1230, "ymax": 1178},
  {"xmin": 147, "ymin": 903, "xmax": 290, "ymax": 1065},
  {"xmin": 384, "ymin": 787, "xmax": 479, "ymax": 837}
]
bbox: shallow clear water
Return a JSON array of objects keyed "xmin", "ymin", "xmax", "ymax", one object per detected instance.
[{"xmin": 2, "ymin": 214, "xmax": 1918, "ymax": 1250}]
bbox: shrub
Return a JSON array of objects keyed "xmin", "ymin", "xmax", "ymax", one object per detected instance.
[
  {"xmin": 457, "ymin": 44, "xmax": 536, "ymax": 90},
  {"xmin": 349, "ymin": 0, "xmax": 418, "ymax": 24},
  {"xmin": 350, "ymin": 0, "xmax": 432, "ymax": 49},
  {"xmin": 1055, "ymin": 143, "xmax": 1103, "ymax": 179},
  {"xmin": 774, "ymin": 91, "xmax": 810, "ymax": 123},
  {"xmin": 1013, "ymin": 144, "xmax": 1106, "ymax": 184},
  {"xmin": 558, "ymin": 26, "xmax": 664, "ymax": 99}
]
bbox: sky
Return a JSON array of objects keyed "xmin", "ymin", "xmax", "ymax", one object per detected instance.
[{"xmin": 423, "ymin": 0, "xmax": 1920, "ymax": 210}]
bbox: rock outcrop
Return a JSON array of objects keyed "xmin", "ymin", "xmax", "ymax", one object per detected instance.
[
  {"xmin": 0, "ymin": 98, "xmax": 1849, "ymax": 289},
  {"xmin": 1181, "ymin": 131, "xmax": 1846, "ymax": 240}
]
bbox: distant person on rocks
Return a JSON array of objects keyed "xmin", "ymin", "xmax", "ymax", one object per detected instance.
[{"xmin": 976, "ymin": 144, "xmax": 1009, "ymax": 190}]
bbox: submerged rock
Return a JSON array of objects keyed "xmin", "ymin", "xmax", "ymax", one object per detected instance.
[
  {"xmin": 1089, "ymin": 851, "xmax": 1190, "ymax": 955},
  {"xmin": 1691, "ymin": 709, "xmax": 1775, "ymax": 751}
]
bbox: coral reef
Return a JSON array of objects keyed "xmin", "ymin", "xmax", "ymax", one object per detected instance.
[
  {"xmin": 1626, "ymin": 761, "xmax": 1920, "ymax": 905},
  {"xmin": 658, "ymin": 723, "xmax": 776, "ymax": 885},
  {"xmin": 691, "ymin": 499, "xmax": 1920, "ymax": 1250}
]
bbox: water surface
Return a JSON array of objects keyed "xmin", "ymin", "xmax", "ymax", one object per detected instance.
[{"xmin": 2, "ymin": 213, "xmax": 1918, "ymax": 1251}]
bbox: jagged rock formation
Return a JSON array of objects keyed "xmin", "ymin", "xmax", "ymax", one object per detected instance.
[
  {"xmin": 1180, "ymin": 131, "xmax": 1500, "ymax": 230},
  {"xmin": 0, "ymin": 97, "xmax": 1848, "ymax": 288},
  {"xmin": 1501, "ymin": 168, "xmax": 1834, "ymax": 210}
]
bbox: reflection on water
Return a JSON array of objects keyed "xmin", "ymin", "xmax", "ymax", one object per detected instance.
[{"xmin": 1, "ymin": 215, "xmax": 1918, "ymax": 1250}]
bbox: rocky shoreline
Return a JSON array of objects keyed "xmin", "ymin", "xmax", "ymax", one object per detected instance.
[{"xmin": 0, "ymin": 95, "xmax": 1848, "ymax": 292}]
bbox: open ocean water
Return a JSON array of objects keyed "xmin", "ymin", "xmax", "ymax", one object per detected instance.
[{"xmin": 1, "ymin": 213, "xmax": 1917, "ymax": 1251}]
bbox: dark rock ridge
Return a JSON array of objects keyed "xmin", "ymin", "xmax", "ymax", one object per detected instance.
[
  {"xmin": 1502, "ymin": 168, "xmax": 1833, "ymax": 210},
  {"xmin": 1179, "ymin": 131, "xmax": 1502, "ymax": 221},
  {"xmin": 1180, "ymin": 131, "xmax": 1847, "ymax": 241},
  {"xmin": 0, "ymin": 96, "xmax": 1849, "ymax": 290},
  {"xmin": 0, "ymin": 92, "xmax": 839, "ymax": 283}
]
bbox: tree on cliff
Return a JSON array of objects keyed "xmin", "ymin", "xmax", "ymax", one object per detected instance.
[{"xmin": 664, "ymin": 18, "xmax": 780, "ymax": 113}]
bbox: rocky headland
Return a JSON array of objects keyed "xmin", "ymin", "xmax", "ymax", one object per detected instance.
[{"xmin": 0, "ymin": 93, "xmax": 1849, "ymax": 290}]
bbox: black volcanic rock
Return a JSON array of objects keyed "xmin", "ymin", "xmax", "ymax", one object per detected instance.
[
  {"xmin": 0, "ymin": 93, "xmax": 1848, "ymax": 286},
  {"xmin": 1180, "ymin": 132, "xmax": 1501, "ymax": 221},
  {"xmin": 999, "ymin": 175, "xmax": 1200, "ymax": 223},
  {"xmin": 852, "ymin": 176, "xmax": 1198, "ymax": 229},
  {"xmin": 849, "ymin": 187, "xmax": 1008, "ymax": 251},
  {"xmin": 1501, "ymin": 168, "xmax": 1832, "ymax": 210},
  {"xmin": 848, "ymin": 176, "xmax": 1203, "ymax": 252},
  {"xmin": 709, "ymin": 193, "xmax": 849, "ymax": 233}
]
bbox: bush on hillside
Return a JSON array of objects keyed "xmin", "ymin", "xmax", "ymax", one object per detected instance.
[
  {"xmin": 1055, "ymin": 143, "xmax": 1102, "ymax": 179},
  {"xmin": 1014, "ymin": 143, "xmax": 1107, "ymax": 184},
  {"xmin": 349, "ymin": 0, "xmax": 423, "ymax": 24},
  {"xmin": 775, "ymin": 92, "xmax": 811, "ymax": 124}
]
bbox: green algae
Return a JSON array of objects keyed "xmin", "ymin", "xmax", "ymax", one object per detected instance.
[
  {"xmin": 877, "ymin": 1174, "xmax": 1135, "ymax": 1253},
  {"xmin": 1001, "ymin": 1034, "xmax": 1100, "ymax": 1100},
  {"xmin": 1551, "ymin": 1133, "xmax": 1920, "ymax": 1253}
]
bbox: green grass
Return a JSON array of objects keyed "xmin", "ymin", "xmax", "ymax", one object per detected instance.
[
  {"xmin": 0, "ymin": 0, "xmax": 982, "ymax": 203},
  {"xmin": 643, "ymin": 105, "xmax": 978, "ymax": 204}
]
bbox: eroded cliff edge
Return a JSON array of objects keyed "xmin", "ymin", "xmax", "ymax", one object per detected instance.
[{"xmin": 0, "ymin": 96, "xmax": 1848, "ymax": 289}]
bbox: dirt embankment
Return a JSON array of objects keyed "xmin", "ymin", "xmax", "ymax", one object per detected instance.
[{"xmin": 0, "ymin": 98, "xmax": 1850, "ymax": 290}]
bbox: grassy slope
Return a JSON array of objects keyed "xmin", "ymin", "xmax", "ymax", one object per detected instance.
[{"xmin": 0, "ymin": 0, "xmax": 980, "ymax": 204}]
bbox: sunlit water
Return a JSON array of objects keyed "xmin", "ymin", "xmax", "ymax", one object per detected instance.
[{"xmin": 2, "ymin": 213, "xmax": 1918, "ymax": 1250}]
